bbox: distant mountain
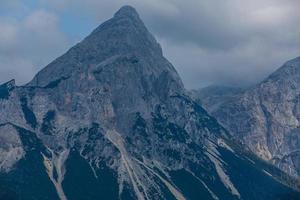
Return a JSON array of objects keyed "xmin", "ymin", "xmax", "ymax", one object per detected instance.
[
  {"xmin": 0, "ymin": 6, "xmax": 299, "ymax": 200},
  {"xmin": 196, "ymin": 57, "xmax": 300, "ymax": 180},
  {"xmin": 190, "ymin": 85, "xmax": 244, "ymax": 114}
]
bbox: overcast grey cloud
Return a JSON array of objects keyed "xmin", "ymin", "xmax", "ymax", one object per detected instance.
[
  {"xmin": 0, "ymin": 0, "xmax": 300, "ymax": 88},
  {"xmin": 0, "ymin": 1, "xmax": 69, "ymax": 84}
]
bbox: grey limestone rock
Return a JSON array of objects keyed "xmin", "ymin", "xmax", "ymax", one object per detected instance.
[
  {"xmin": 0, "ymin": 5, "xmax": 299, "ymax": 200},
  {"xmin": 197, "ymin": 57, "xmax": 300, "ymax": 179}
]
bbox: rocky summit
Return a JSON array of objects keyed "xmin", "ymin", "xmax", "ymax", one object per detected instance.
[
  {"xmin": 0, "ymin": 6, "xmax": 300, "ymax": 200},
  {"xmin": 196, "ymin": 57, "xmax": 300, "ymax": 180}
]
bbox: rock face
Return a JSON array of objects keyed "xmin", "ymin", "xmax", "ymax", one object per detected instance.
[
  {"xmin": 196, "ymin": 57, "xmax": 300, "ymax": 179},
  {"xmin": 0, "ymin": 6, "xmax": 299, "ymax": 200}
]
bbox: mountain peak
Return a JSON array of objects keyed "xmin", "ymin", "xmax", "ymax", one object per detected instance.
[
  {"xmin": 285, "ymin": 56, "xmax": 300, "ymax": 65},
  {"xmin": 114, "ymin": 5, "xmax": 139, "ymax": 19},
  {"xmin": 266, "ymin": 56, "xmax": 300, "ymax": 81},
  {"xmin": 2, "ymin": 5, "xmax": 300, "ymax": 200},
  {"xmin": 27, "ymin": 5, "xmax": 165, "ymax": 87}
]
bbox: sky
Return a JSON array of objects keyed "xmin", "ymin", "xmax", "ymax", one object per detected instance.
[{"xmin": 0, "ymin": 0, "xmax": 300, "ymax": 89}]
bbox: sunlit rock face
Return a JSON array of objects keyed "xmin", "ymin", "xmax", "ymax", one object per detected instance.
[
  {"xmin": 0, "ymin": 5, "xmax": 299, "ymax": 200},
  {"xmin": 196, "ymin": 57, "xmax": 300, "ymax": 179}
]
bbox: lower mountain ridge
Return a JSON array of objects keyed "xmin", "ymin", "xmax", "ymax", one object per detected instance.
[
  {"xmin": 0, "ymin": 5, "xmax": 299, "ymax": 200},
  {"xmin": 195, "ymin": 57, "xmax": 300, "ymax": 181}
]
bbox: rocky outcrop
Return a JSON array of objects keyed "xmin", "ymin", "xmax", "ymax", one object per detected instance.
[
  {"xmin": 0, "ymin": 5, "xmax": 299, "ymax": 200},
  {"xmin": 0, "ymin": 124, "xmax": 24, "ymax": 172},
  {"xmin": 197, "ymin": 57, "xmax": 300, "ymax": 179}
]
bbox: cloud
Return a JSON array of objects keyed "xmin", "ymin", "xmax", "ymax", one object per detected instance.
[
  {"xmin": 48, "ymin": 0, "xmax": 300, "ymax": 88},
  {"xmin": 0, "ymin": 9, "xmax": 69, "ymax": 85},
  {"xmin": 0, "ymin": 0, "xmax": 300, "ymax": 88},
  {"xmin": 0, "ymin": 0, "xmax": 21, "ymax": 9},
  {"xmin": 160, "ymin": 38, "xmax": 300, "ymax": 88},
  {"xmin": 135, "ymin": 0, "xmax": 300, "ymax": 88}
]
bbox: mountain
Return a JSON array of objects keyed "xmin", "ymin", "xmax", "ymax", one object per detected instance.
[
  {"xmin": 190, "ymin": 85, "xmax": 244, "ymax": 114},
  {"xmin": 196, "ymin": 57, "xmax": 300, "ymax": 180},
  {"xmin": 0, "ymin": 5, "xmax": 300, "ymax": 200}
]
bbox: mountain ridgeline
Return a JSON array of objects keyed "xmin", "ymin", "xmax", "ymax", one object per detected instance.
[
  {"xmin": 0, "ymin": 6, "xmax": 299, "ymax": 200},
  {"xmin": 195, "ymin": 57, "xmax": 300, "ymax": 181}
]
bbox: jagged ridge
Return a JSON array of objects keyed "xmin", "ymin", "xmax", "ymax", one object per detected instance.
[
  {"xmin": 0, "ymin": 5, "xmax": 299, "ymax": 200},
  {"xmin": 196, "ymin": 56, "xmax": 300, "ymax": 180}
]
